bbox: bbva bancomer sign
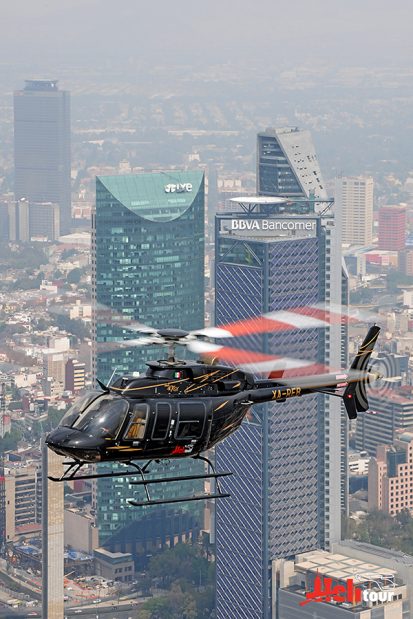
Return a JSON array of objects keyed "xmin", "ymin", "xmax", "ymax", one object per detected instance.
[
  {"xmin": 164, "ymin": 183, "xmax": 193, "ymax": 193},
  {"xmin": 231, "ymin": 219, "xmax": 316, "ymax": 231}
]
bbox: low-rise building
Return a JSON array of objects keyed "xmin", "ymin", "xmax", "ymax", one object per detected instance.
[
  {"xmin": 94, "ymin": 548, "xmax": 135, "ymax": 583},
  {"xmin": 65, "ymin": 508, "xmax": 98, "ymax": 554},
  {"xmin": 277, "ymin": 548, "xmax": 408, "ymax": 618},
  {"xmin": 349, "ymin": 451, "xmax": 370, "ymax": 476},
  {"xmin": 369, "ymin": 426, "xmax": 413, "ymax": 516}
]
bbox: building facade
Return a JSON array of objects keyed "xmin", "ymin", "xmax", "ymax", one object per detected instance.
[
  {"xmin": 277, "ymin": 549, "xmax": 408, "ymax": 618},
  {"xmin": 4, "ymin": 460, "xmax": 42, "ymax": 543},
  {"xmin": 356, "ymin": 387, "xmax": 413, "ymax": 456},
  {"xmin": 41, "ymin": 444, "xmax": 64, "ymax": 619},
  {"xmin": 257, "ymin": 127, "xmax": 327, "ymax": 199},
  {"xmin": 378, "ymin": 205, "xmax": 406, "ymax": 251},
  {"xmin": 92, "ymin": 170, "xmax": 205, "ymax": 550},
  {"xmin": 215, "ymin": 127, "xmax": 346, "ymax": 619},
  {"xmin": 43, "ymin": 350, "xmax": 67, "ymax": 396},
  {"xmin": 65, "ymin": 359, "xmax": 86, "ymax": 393},
  {"xmin": 214, "ymin": 199, "xmax": 344, "ymax": 619},
  {"xmin": 369, "ymin": 427, "xmax": 413, "ymax": 517},
  {"xmin": 14, "ymin": 79, "xmax": 71, "ymax": 233},
  {"xmin": 335, "ymin": 176, "xmax": 374, "ymax": 246}
]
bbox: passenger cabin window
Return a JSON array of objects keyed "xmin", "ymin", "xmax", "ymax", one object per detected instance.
[
  {"xmin": 152, "ymin": 403, "xmax": 171, "ymax": 440},
  {"xmin": 124, "ymin": 404, "xmax": 148, "ymax": 440},
  {"xmin": 176, "ymin": 402, "xmax": 205, "ymax": 439}
]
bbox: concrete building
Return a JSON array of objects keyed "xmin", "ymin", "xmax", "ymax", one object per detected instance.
[
  {"xmin": 94, "ymin": 548, "xmax": 135, "ymax": 583},
  {"xmin": 349, "ymin": 451, "xmax": 371, "ymax": 476},
  {"xmin": 335, "ymin": 176, "xmax": 374, "ymax": 245},
  {"xmin": 0, "ymin": 200, "xmax": 23, "ymax": 241},
  {"xmin": 29, "ymin": 202, "xmax": 60, "ymax": 241},
  {"xmin": 43, "ymin": 351, "xmax": 67, "ymax": 394},
  {"xmin": 12, "ymin": 198, "xmax": 30, "ymax": 241},
  {"xmin": 65, "ymin": 359, "xmax": 86, "ymax": 393},
  {"xmin": 334, "ymin": 539, "xmax": 413, "ymax": 614},
  {"xmin": 369, "ymin": 427, "xmax": 413, "ymax": 516},
  {"xmin": 257, "ymin": 127, "xmax": 327, "ymax": 198},
  {"xmin": 378, "ymin": 205, "xmax": 406, "ymax": 251},
  {"xmin": 356, "ymin": 387, "xmax": 413, "ymax": 456},
  {"xmin": 64, "ymin": 508, "xmax": 98, "ymax": 554},
  {"xmin": 42, "ymin": 444, "xmax": 64, "ymax": 619},
  {"xmin": 277, "ymin": 548, "xmax": 408, "ymax": 618},
  {"xmin": 4, "ymin": 460, "xmax": 42, "ymax": 542},
  {"xmin": 69, "ymin": 300, "xmax": 92, "ymax": 320},
  {"xmin": 47, "ymin": 336, "xmax": 70, "ymax": 352},
  {"xmin": 14, "ymin": 79, "xmax": 71, "ymax": 233}
]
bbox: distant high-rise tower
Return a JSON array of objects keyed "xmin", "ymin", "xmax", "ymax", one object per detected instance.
[
  {"xmin": 378, "ymin": 205, "xmax": 406, "ymax": 250},
  {"xmin": 92, "ymin": 171, "xmax": 205, "ymax": 555},
  {"xmin": 335, "ymin": 176, "xmax": 374, "ymax": 245},
  {"xmin": 14, "ymin": 80, "xmax": 71, "ymax": 234},
  {"xmin": 257, "ymin": 127, "xmax": 327, "ymax": 199}
]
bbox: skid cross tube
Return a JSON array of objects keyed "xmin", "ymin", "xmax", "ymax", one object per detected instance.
[
  {"xmin": 127, "ymin": 492, "xmax": 231, "ymax": 507},
  {"xmin": 47, "ymin": 460, "xmax": 145, "ymax": 482},
  {"xmin": 127, "ymin": 454, "xmax": 232, "ymax": 507}
]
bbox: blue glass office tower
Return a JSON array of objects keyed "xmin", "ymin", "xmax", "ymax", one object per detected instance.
[
  {"xmin": 92, "ymin": 170, "xmax": 205, "ymax": 549},
  {"xmin": 14, "ymin": 80, "xmax": 71, "ymax": 234},
  {"xmin": 215, "ymin": 128, "xmax": 344, "ymax": 618}
]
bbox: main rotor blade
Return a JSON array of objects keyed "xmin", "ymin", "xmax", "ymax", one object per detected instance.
[
  {"xmin": 96, "ymin": 337, "xmax": 158, "ymax": 353},
  {"xmin": 195, "ymin": 304, "xmax": 378, "ymax": 339},
  {"xmin": 187, "ymin": 340, "xmax": 315, "ymax": 373},
  {"xmin": 94, "ymin": 303, "xmax": 157, "ymax": 335}
]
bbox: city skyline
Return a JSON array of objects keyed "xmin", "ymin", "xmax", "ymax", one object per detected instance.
[{"xmin": 1, "ymin": 2, "xmax": 413, "ymax": 614}]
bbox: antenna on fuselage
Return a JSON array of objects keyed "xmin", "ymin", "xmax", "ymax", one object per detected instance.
[{"xmin": 107, "ymin": 367, "xmax": 118, "ymax": 387}]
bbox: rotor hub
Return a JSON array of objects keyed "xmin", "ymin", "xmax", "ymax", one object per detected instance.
[{"xmin": 157, "ymin": 329, "xmax": 190, "ymax": 341}]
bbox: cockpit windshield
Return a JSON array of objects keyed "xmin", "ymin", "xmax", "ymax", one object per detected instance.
[
  {"xmin": 71, "ymin": 395, "xmax": 129, "ymax": 439},
  {"xmin": 60, "ymin": 391, "xmax": 102, "ymax": 428}
]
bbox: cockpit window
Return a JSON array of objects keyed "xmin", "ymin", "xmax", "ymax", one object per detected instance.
[
  {"xmin": 60, "ymin": 391, "xmax": 102, "ymax": 428},
  {"xmin": 72, "ymin": 395, "xmax": 129, "ymax": 439}
]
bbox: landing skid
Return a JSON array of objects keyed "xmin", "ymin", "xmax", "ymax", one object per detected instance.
[
  {"xmin": 47, "ymin": 459, "xmax": 147, "ymax": 482},
  {"xmin": 47, "ymin": 455, "xmax": 232, "ymax": 506}
]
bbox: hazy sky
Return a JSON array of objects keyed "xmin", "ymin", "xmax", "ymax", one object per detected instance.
[{"xmin": 1, "ymin": 0, "xmax": 413, "ymax": 72}]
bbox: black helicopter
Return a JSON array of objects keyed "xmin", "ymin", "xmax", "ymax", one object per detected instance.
[{"xmin": 46, "ymin": 306, "xmax": 380, "ymax": 507}]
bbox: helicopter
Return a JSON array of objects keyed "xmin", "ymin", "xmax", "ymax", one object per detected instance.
[{"xmin": 46, "ymin": 305, "xmax": 381, "ymax": 507}]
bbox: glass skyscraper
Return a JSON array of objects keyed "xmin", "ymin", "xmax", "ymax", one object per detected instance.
[
  {"xmin": 92, "ymin": 170, "xmax": 205, "ymax": 550},
  {"xmin": 14, "ymin": 80, "xmax": 71, "ymax": 234},
  {"xmin": 215, "ymin": 128, "xmax": 345, "ymax": 618},
  {"xmin": 257, "ymin": 127, "xmax": 327, "ymax": 199}
]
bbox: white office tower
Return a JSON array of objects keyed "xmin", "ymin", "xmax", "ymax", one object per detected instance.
[{"xmin": 335, "ymin": 176, "xmax": 374, "ymax": 246}]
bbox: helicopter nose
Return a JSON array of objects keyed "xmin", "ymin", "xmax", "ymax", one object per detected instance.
[{"xmin": 45, "ymin": 427, "xmax": 105, "ymax": 461}]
